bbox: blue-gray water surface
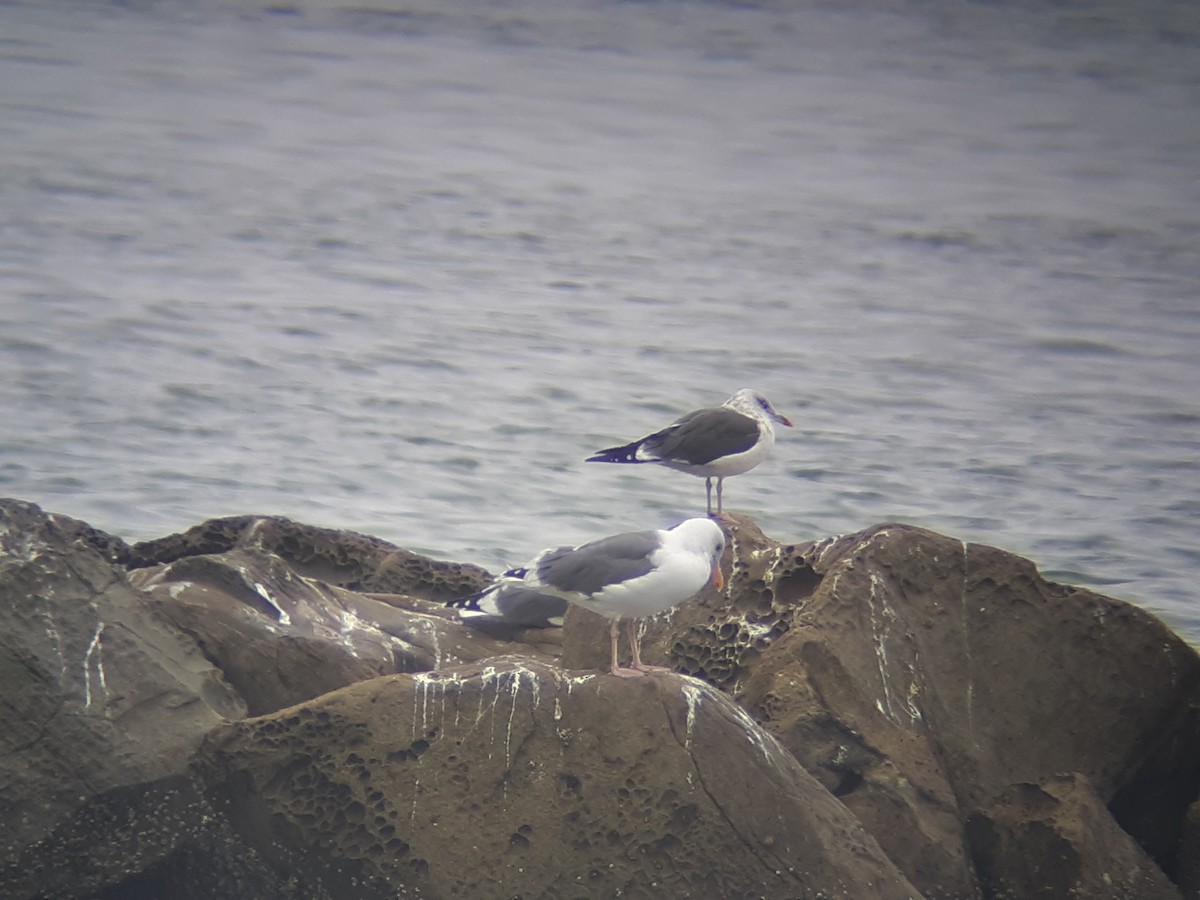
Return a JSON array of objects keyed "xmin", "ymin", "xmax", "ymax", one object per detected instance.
[{"xmin": 2, "ymin": 0, "xmax": 1198, "ymax": 643}]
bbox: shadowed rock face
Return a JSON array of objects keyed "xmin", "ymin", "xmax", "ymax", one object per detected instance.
[
  {"xmin": 966, "ymin": 773, "xmax": 1183, "ymax": 900},
  {"xmin": 2, "ymin": 498, "xmax": 1199, "ymax": 899},
  {"xmin": 0, "ymin": 500, "xmax": 244, "ymax": 898}
]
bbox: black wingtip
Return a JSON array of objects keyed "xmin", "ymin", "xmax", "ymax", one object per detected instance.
[
  {"xmin": 446, "ymin": 593, "xmax": 482, "ymax": 610},
  {"xmin": 585, "ymin": 443, "xmax": 644, "ymax": 464}
]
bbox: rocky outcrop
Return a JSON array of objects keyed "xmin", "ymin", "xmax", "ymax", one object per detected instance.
[
  {"xmin": 2, "ymin": 498, "xmax": 1198, "ymax": 899},
  {"xmin": 194, "ymin": 659, "xmax": 919, "ymax": 898},
  {"xmin": 124, "ymin": 513, "xmax": 492, "ymax": 601},
  {"xmin": 128, "ymin": 543, "xmax": 558, "ymax": 716},
  {"xmin": 0, "ymin": 500, "xmax": 244, "ymax": 898},
  {"xmin": 564, "ymin": 516, "xmax": 1200, "ymax": 899}
]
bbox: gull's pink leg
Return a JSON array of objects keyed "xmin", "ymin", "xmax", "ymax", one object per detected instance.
[
  {"xmin": 628, "ymin": 620, "xmax": 670, "ymax": 673},
  {"xmin": 610, "ymin": 618, "xmax": 642, "ymax": 677}
]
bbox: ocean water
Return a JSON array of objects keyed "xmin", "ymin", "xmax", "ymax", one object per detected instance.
[{"xmin": 1, "ymin": 0, "xmax": 1197, "ymax": 643}]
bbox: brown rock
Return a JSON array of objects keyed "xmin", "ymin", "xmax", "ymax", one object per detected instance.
[
  {"xmin": 130, "ymin": 542, "xmax": 560, "ymax": 717},
  {"xmin": 194, "ymin": 659, "xmax": 921, "ymax": 899},
  {"xmin": 966, "ymin": 773, "xmax": 1183, "ymax": 899},
  {"xmin": 125, "ymin": 514, "xmax": 492, "ymax": 601},
  {"xmin": 565, "ymin": 515, "xmax": 1200, "ymax": 898},
  {"xmin": 0, "ymin": 499, "xmax": 244, "ymax": 898},
  {"xmin": 5, "ymin": 501, "xmax": 1197, "ymax": 899},
  {"xmin": 1182, "ymin": 800, "xmax": 1200, "ymax": 899}
]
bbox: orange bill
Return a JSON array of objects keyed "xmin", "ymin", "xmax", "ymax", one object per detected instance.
[{"xmin": 711, "ymin": 564, "xmax": 725, "ymax": 591}]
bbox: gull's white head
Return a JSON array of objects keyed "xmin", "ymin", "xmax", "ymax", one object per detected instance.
[
  {"xmin": 666, "ymin": 517, "xmax": 727, "ymax": 590},
  {"xmin": 725, "ymin": 389, "xmax": 793, "ymax": 428}
]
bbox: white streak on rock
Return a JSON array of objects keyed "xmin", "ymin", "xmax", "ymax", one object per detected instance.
[
  {"xmin": 400, "ymin": 613, "xmax": 448, "ymax": 670},
  {"xmin": 723, "ymin": 692, "xmax": 785, "ymax": 767},
  {"xmin": 83, "ymin": 622, "xmax": 107, "ymax": 709},
  {"xmin": 480, "ymin": 666, "xmax": 503, "ymax": 758},
  {"xmin": 681, "ymin": 682, "xmax": 703, "ymax": 752},
  {"xmin": 420, "ymin": 674, "xmax": 432, "ymax": 738},
  {"xmin": 682, "ymin": 678, "xmax": 785, "ymax": 768},
  {"xmin": 252, "ymin": 581, "xmax": 290, "ymax": 626},
  {"xmin": 504, "ymin": 670, "xmax": 522, "ymax": 768},
  {"xmin": 868, "ymin": 572, "xmax": 899, "ymax": 723},
  {"xmin": 905, "ymin": 660, "xmax": 923, "ymax": 724},
  {"xmin": 412, "ymin": 670, "xmax": 472, "ymax": 733},
  {"xmin": 427, "ymin": 623, "xmax": 443, "ymax": 669},
  {"xmin": 44, "ymin": 609, "xmax": 66, "ymax": 682}
]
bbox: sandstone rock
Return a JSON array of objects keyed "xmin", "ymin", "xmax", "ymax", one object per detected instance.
[{"xmin": 193, "ymin": 659, "xmax": 921, "ymax": 899}]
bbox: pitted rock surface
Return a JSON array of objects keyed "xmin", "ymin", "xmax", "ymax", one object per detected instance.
[
  {"xmin": 562, "ymin": 514, "xmax": 820, "ymax": 690},
  {"xmin": 194, "ymin": 659, "xmax": 921, "ymax": 899},
  {"xmin": 563, "ymin": 514, "xmax": 1200, "ymax": 899},
  {"xmin": 674, "ymin": 514, "xmax": 820, "ymax": 689},
  {"xmin": 749, "ymin": 522, "xmax": 1200, "ymax": 895}
]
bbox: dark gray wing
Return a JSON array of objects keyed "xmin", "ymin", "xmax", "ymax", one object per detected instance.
[
  {"xmin": 448, "ymin": 568, "xmax": 569, "ymax": 630},
  {"xmin": 480, "ymin": 587, "xmax": 567, "ymax": 627},
  {"xmin": 535, "ymin": 530, "xmax": 661, "ymax": 596},
  {"xmin": 641, "ymin": 407, "xmax": 759, "ymax": 465}
]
